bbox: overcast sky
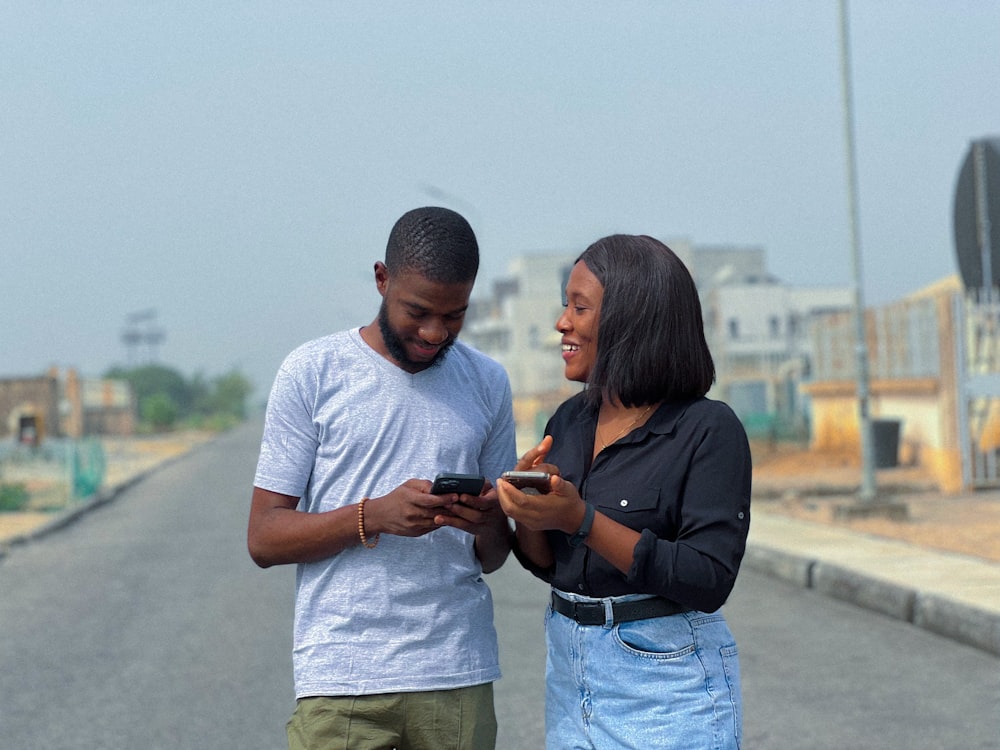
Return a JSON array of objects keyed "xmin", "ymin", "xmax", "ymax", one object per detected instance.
[{"xmin": 3, "ymin": 1, "xmax": 998, "ymax": 395}]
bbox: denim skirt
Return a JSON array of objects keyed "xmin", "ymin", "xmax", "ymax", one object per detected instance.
[{"xmin": 545, "ymin": 590, "xmax": 742, "ymax": 750}]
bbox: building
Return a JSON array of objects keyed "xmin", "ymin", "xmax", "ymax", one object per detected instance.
[
  {"xmin": 675, "ymin": 241, "xmax": 764, "ymax": 291},
  {"xmin": 464, "ymin": 240, "xmax": 851, "ymax": 445},
  {"xmin": 803, "ymin": 275, "xmax": 978, "ymax": 493},
  {"xmin": 704, "ymin": 272, "xmax": 853, "ymax": 435},
  {"xmin": 465, "ymin": 253, "xmax": 578, "ymax": 443},
  {"xmin": 0, "ymin": 374, "xmax": 61, "ymax": 444},
  {"xmin": 0, "ymin": 368, "xmax": 136, "ymax": 442}
]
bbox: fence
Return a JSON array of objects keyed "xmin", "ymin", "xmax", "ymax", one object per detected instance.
[
  {"xmin": 810, "ymin": 296, "xmax": 942, "ymax": 382},
  {"xmin": 0, "ymin": 438, "xmax": 106, "ymax": 512}
]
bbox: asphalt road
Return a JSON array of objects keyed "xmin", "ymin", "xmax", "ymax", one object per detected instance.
[
  {"xmin": 0, "ymin": 423, "xmax": 296, "ymax": 749},
  {"xmin": 1, "ymin": 421, "xmax": 997, "ymax": 749}
]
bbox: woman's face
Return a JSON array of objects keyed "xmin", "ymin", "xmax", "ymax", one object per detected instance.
[{"xmin": 556, "ymin": 260, "xmax": 603, "ymax": 383}]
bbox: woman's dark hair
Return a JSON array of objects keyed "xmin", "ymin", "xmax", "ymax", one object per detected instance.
[
  {"xmin": 385, "ymin": 206, "xmax": 479, "ymax": 283},
  {"xmin": 578, "ymin": 234, "xmax": 715, "ymax": 407}
]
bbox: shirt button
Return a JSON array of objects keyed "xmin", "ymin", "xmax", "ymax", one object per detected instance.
[
  {"xmin": 738, "ymin": 511, "xmax": 745, "ymax": 520},
  {"xmin": 577, "ymin": 583, "xmax": 585, "ymax": 591},
  {"xmin": 619, "ymin": 499, "xmax": 629, "ymax": 508}
]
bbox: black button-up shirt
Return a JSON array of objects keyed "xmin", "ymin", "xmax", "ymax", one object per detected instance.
[{"xmin": 536, "ymin": 392, "xmax": 751, "ymax": 613}]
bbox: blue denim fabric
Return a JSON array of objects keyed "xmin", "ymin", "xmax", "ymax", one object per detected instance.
[{"xmin": 545, "ymin": 590, "xmax": 742, "ymax": 750}]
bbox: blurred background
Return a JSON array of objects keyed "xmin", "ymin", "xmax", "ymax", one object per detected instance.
[{"xmin": 2, "ymin": 1, "xmax": 1000, "ymax": 500}]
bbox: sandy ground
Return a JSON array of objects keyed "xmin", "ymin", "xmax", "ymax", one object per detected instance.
[{"xmin": 751, "ymin": 442, "xmax": 1000, "ymax": 564}]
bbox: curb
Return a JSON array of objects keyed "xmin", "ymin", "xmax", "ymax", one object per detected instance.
[
  {"xmin": 914, "ymin": 594, "xmax": 1000, "ymax": 656},
  {"xmin": 1, "ymin": 469, "xmax": 155, "ymax": 550},
  {"xmin": 744, "ymin": 542, "xmax": 1000, "ymax": 657}
]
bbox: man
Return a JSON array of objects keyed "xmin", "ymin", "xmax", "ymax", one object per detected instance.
[{"xmin": 248, "ymin": 207, "xmax": 517, "ymax": 750}]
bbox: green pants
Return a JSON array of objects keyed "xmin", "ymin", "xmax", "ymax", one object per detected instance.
[{"xmin": 286, "ymin": 683, "xmax": 497, "ymax": 750}]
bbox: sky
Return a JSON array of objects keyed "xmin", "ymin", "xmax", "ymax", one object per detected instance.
[{"xmin": 2, "ymin": 1, "xmax": 999, "ymax": 397}]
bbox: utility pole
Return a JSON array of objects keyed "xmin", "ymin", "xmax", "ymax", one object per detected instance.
[
  {"xmin": 838, "ymin": 0, "xmax": 878, "ymax": 504},
  {"xmin": 121, "ymin": 309, "xmax": 165, "ymax": 366}
]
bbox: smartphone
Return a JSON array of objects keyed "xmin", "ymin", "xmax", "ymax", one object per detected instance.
[
  {"xmin": 430, "ymin": 473, "xmax": 486, "ymax": 496},
  {"xmin": 501, "ymin": 470, "xmax": 551, "ymax": 494}
]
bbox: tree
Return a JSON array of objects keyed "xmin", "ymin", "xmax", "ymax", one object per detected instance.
[
  {"xmin": 104, "ymin": 363, "xmax": 253, "ymax": 431},
  {"xmin": 140, "ymin": 392, "xmax": 178, "ymax": 431},
  {"xmin": 106, "ymin": 364, "xmax": 192, "ymax": 415},
  {"xmin": 208, "ymin": 370, "xmax": 252, "ymax": 420}
]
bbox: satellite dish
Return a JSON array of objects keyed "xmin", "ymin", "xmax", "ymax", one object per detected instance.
[{"xmin": 953, "ymin": 137, "xmax": 1000, "ymax": 290}]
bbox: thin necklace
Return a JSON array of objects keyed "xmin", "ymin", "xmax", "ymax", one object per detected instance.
[{"xmin": 598, "ymin": 404, "xmax": 653, "ymax": 449}]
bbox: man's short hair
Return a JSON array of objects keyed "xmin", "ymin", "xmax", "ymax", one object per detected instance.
[
  {"xmin": 385, "ymin": 207, "xmax": 479, "ymax": 283},
  {"xmin": 577, "ymin": 234, "xmax": 715, "ymax": 407}
]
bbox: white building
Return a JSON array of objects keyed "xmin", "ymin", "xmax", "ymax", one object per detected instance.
[
  {"xmin": 705, "ymin": 274, "xmax": 853, "ymax": 432},
  {"xmin": 464, "ymin": 253, "xmax": 578, "ymax": 440},
  {"xmin": 464, "ymin": 241, "xmax": 852, "ymax": 442}
]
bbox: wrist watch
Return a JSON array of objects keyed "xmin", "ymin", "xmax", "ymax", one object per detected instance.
[{"xmin": 568, "ymin": 503, "xmax": 596, "ymax": 548}]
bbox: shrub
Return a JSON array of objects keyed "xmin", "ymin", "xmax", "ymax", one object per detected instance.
[
  {"xmin": 0, "ymin": 483, "xmax": 30, "ymax": 512},
  {"xmin": 141, "ymin": 393, "xmax": 179, "ymax": 431}
]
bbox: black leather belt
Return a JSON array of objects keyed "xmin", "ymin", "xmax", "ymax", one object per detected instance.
[{"xmin": 550, "ymin": 591, "xmax": 688, "ymax": 626}]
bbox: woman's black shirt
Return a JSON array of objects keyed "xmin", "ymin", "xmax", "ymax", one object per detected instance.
[{"xmin": 533, "ymin": 392, "xmax": 752, "ymax": 613}]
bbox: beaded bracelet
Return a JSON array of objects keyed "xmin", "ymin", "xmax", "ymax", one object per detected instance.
[{"xmin": 357, "ymin": 497, "xmax": 380, "ymax": 549}]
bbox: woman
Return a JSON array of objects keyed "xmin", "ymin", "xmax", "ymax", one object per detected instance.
[{"xmin": 498, "ymin": 234, "xmax": 751, "ymax": 749}]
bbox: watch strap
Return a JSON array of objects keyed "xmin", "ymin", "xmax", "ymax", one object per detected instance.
[{"xmin": 568, "ymin": 503, "xmax": 596, "ymax": 548}]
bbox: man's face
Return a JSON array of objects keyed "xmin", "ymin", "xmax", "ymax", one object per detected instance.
[{"xmin": 374, "ymin": 264, "xmax": 474, "ymax": 373}]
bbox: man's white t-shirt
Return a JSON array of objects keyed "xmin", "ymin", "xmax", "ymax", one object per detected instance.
[{"xmin": 254, "ymin": 328, "xmax": 517, "ymax": 697}]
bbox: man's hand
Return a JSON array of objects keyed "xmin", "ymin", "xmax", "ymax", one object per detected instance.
[
  {"xmin": 433, "ymin": 481, "xmax": 506, "ymax": 535},
  {"xmin": 432, "ymin": 481, "xmax": 511, "ymax": 572},
  {"xmin": 362, "ymin": 479, "xmax": 460, "ymax": 538}
]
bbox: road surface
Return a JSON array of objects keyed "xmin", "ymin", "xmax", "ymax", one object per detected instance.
[{"xmin": 1, "ymin": 422, "xmax": 996, "ymax": 749}]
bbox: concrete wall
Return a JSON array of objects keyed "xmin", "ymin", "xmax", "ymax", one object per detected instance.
[
  {"xmin": 0, "ymin": 375, "xmax": 61, "ymax": 441},
  {"xmin": 803, "ymin": 280, "xmax": 964, "ymax": 493}
]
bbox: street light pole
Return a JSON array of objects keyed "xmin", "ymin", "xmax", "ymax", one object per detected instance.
[{"xmin": 838, "ymin": 0, "xmax": 877, "ymax": 503}]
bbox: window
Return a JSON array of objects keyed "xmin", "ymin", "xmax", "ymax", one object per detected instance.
[{"xmin": 788, "ymin": 314, "xmax": 800, "ymax": 338}]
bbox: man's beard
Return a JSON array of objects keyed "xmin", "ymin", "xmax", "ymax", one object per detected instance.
[{"xmin": 378, "ymin": 301, "xmax": 453, "ymax": 370}]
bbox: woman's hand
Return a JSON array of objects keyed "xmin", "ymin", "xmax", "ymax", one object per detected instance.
[
  {"xmin": 513, "ymin": 435, "xmax": 554, "ymax": 472},
  {"xmin": 498, "ymin": 471, "xmax": 586, "ymax": 535},
  {"xmin": 497, "ymin": 436, "xmax": 583, "ymax": 534}
]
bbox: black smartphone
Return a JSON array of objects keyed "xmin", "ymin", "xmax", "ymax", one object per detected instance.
[
  {"xmin": 501, "ymin": 470, "xmax": 551, "ymax": 494},
  {"xmin": 430, "ymin": 473, "xmax": 485, "ymax": 496}
]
